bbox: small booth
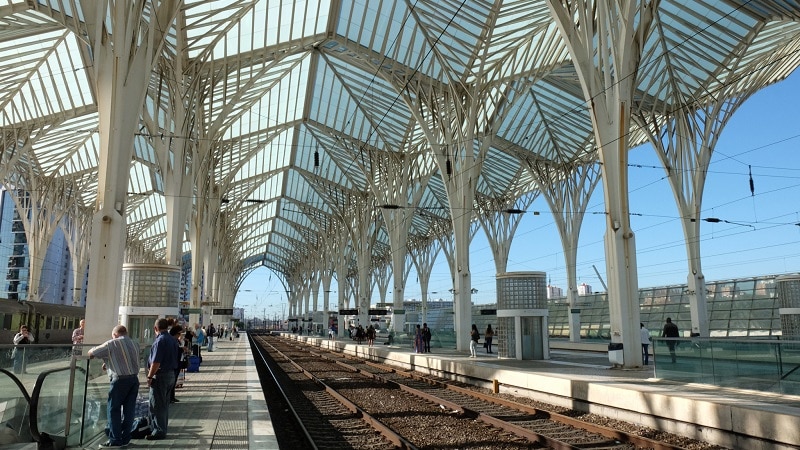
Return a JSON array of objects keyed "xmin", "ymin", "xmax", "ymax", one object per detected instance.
[
  {"xmin": 119, "ymin": 263, "xmax": 181, "ymax": 345},
  {"xmin": 496, "ymin": 271, "xmax": 549, "ymax": 360}
]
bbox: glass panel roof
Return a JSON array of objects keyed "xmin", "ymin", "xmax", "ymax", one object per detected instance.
[{"xmin": 1, "ymin": 0, "xmax": 799, "ymax": 283}]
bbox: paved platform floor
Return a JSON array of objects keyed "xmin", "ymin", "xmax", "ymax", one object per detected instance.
[{"xmin": 81, "ymin": 333, "xmax": 277, "ymax": 450}]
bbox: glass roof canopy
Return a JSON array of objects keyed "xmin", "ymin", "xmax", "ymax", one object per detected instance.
[{"xmin": 1, "ymin": 0, "xmax": 799, "ymax": 286}]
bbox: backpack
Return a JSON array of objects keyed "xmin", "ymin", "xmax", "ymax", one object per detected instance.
[{"xmin": 130, "ymin": 416, "xmax": 151, "ymax": 439}]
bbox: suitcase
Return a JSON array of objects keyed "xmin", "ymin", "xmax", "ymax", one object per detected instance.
[{"xmin": 187, "ymin": 355, "xmax": 200, "ymax": 372}]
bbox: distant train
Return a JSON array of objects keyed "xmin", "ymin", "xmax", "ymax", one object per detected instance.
[{"xmin": 0, "ymin": 299, "xmax": 85, "ymax": 345}]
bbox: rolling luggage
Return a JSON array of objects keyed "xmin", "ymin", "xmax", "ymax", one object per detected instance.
[{"xmin": 187, "ymin": 355, "xmax": 200, "ymax": 372}]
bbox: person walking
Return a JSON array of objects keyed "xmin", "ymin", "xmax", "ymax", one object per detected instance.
[
  {"xmin": 469, "ymin": 324, "xmax": 480, "ymax": 358},
  {"xmin": 640, "ymin": 323, "xmax": 651, "ymax": 365},
  {"xmin": 88, "ymin": 325, "xmax": 140, "ymax": 448},
  {"xmin": 484, "ymin": 324, "xmax": 494, "ymax": 354},
  {"xmin": 12, "ymin": 325, "xmax": 33, "ymax": 374},
  {"xmin": 661, "ymin": 317, "xmax": 680, "ymax": 363},
  {"xmin": 145, "ymin": 318, "xmax": 180, "ymax": 440}
]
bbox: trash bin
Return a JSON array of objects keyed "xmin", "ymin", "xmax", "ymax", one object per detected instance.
[
  {"xmin": 608, "ymin": 342, "xmax": 624, "ymax": 365},
  {"xmin": 187, "ymin": 355, "xmax": 201, "ymax": 372}
]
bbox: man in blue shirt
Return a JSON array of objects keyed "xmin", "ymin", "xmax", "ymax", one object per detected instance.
[
  {"xmin": 88, "ymin": 325, "xmax": 140, "ymax": 448},
  {"xmin": 145, "ymin": 318, "xmax": 180, "ymax": 440}
]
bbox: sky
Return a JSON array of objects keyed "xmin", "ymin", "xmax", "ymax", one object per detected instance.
[{"xmin": 236, "ymin": 68, "xmax": 800, "ymax": 313}]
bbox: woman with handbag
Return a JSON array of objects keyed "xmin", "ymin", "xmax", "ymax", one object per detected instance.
[{"xmin": 484, "ymin": 325, "xmax": 494, "ymax": 354}]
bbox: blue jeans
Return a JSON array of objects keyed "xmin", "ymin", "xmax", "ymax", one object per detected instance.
[
  {"xmin": 107, "ymin": 375, "xmax": 139, "ymax": 445},
  {"xmin": 149, "ymin": 371, "xmax": 176, "ymax": 437},
  {"xmin": 207, "ymin": 336, "xmax": 214, "ymax": 352},
  {"xmin": 13, "ymin": 347, "xmax": 27, "ymax": 374},
  {"xmin": 641, "ymin": 344, "xmax": 650, "ymax": 365}
]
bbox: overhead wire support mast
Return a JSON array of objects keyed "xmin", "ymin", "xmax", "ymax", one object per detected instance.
[{"xmin": 592, "ymin": 265, "xmax": 608, "ymax": 292}]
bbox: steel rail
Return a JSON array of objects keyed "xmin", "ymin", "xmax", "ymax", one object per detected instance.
[
  {"xmin": 378, "ymin": 362, "xmax": 688, "ymax": 450},
  {"xmin": 315, "ymin": 347, "xmax": 690, "ymax": 450},
  {"xmin": 258, "ymin": 336, "xmax": 419, "ymax": 450},
  {"xmin": 248, "ymin": 334, "xmax": 318, "ymax": 449}
]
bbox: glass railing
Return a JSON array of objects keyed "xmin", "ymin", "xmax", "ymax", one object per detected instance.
[
  {"xmin": 0, "ymin": 344, "xmax": 76, "ymax": 379},
  {"xmin": 652, "ymin": 337, "xmax": 800, "ymax": 395},
  {"xmin": 0, "ymin": 343, "xmax": 151, "ymax": 448}
]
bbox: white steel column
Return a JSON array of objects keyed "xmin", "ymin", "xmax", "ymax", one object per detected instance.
[
  {"xmin": 350, "ymin": 195, "xmax": 377, "ymax": 328},
  {"xmin": 311, "ymin": 273, "xmax": 321, "ymax": 319},
  {"xmin": 321, "ymin": 269, "xmax": 333, "ymax": 326},
  {"xmin": 409, "ymin": 239, "xmax": 441, "ymax": 326},
  {"xmin": 548, "ymin": 0, "xmax": 655, "ymax": 367},
  {"xmin": 527, "ymin": 162, "xmax": 602, "ymax": 342},
  {"xmin": 333, "ymin": 231, "xmax": 350, "ymax": 338},
  {"xmin": 84, "ymin": 1, "xmax": 177, "ymax": 345},
  {"xmin": 636, "ymin": 96, "xmax": 748, "ymax": 337}
]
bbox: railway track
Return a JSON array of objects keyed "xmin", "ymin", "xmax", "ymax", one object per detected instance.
[{"xmin": 251, "ymin": 334, "xmax": 697, "ymax": 450}]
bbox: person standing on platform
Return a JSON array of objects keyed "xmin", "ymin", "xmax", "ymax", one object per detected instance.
[
  {"xmin": 413, "ymin": 324, "xmax": 423, "ymax": 353},
  {"xmin": 88, "ymin": 325, "xmax": 140, "ymax": 449},
  {"xmin": 12, "ymin": 325, "xmax": 33, "ymax": 374},
  {"xmin": 661, "ymin": 317, "xmax": 680, "ymax": 363},
  {"xmin": 194, "ymin": 324, "xmax": 204, "ymax": 362},
  {"xmin": 640, "ymin": 323, "xmax": 651, "ymax": 365},
  {"xmin": 422, "ymin": 323, "xmax": 432, "ymax": 353},
  {"xmin": 484, "ymin": 324, "xmax": 494, "ymax": 354},
  {"xmin": 72, "ymin": 319, "xmax": 85, "ymax": 355},
  {"xmin": 206, "ymin": 323, "xmax": 216, "ymax": 352},
  {"xmin": 469, "ymin": 324, "xmax": 480, "ymax": 358},
  {"xmin": 168, "ymin": 325, "xmax": 186, "ymax": 404},
  {"xmin": 145, "ymin": 318, "xmax": 180, "ymax": 440}
]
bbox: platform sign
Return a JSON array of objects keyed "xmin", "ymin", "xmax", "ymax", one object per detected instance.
[
  {"xmin": 338, "ymin": 309, "xmax": 358, "ymax": 315},
  {"xmin": 213, "ymin": 308, "xmax": 234, "ymax": 315},
  {"xmin": 368, "ymin": 309, "xmax": 389, "ymax": 316},
  {"xmin": 480, "ymin": 309, "xmax": 497, "ymax": 315},
  {"xmin": 182, "ymin": 308, "xmax": 202, "ymax": 314},
  {"xmin": 392, "ymin": 309, "xmax": 405, "ymax": 315},
  {"xmin": 375, "ymin": 302, "xmax": 392, "ymax": 307}
]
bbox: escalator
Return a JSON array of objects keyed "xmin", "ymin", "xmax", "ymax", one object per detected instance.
[
  {"xmin": 0, "ymin": 368, "xmax": 34, "ymax": 448},
  {"xmin": 0, "ymin": 361, "xmax": 107, "ymax": 449}
]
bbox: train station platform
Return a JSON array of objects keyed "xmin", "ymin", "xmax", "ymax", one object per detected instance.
[{"xmin": 80, "ymin": 333, "xmax": 277, "ymax": 450}]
